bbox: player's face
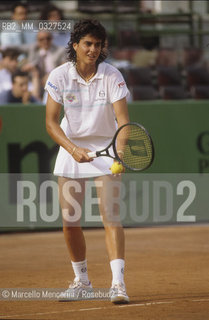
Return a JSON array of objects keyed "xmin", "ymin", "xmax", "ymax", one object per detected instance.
[{"xmin": 73, "ymin": 34, "xmax": 102, "ymax": 66}]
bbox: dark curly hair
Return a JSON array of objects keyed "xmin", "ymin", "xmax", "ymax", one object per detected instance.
[{"xmin": 66, "ymin": 19, "xmax": 108, "ymax": 65}]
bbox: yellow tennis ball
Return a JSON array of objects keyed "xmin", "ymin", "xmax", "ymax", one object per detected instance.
[{"xmin": 110, "ymin": 162, "xmax": 124, "ymax": 174}]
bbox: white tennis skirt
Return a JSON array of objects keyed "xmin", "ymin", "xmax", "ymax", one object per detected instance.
[{"xmin": 54, "ymin": 136, "xmax": 114, "ymax": 179}]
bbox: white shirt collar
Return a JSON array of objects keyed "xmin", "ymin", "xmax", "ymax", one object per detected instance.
[{"xmin": 69, "ymin": 62, "xmax": 105, "ymax": 84}]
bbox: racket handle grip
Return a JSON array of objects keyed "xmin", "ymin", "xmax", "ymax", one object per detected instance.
[{"xmin": 87, "ymin": 151, "xmax": 97, "ymax": 158}]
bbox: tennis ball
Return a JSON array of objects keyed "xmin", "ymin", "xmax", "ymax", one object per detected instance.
[{"xmin": 110, "ymin": 162, "xmax": 124, "ymax": 174}]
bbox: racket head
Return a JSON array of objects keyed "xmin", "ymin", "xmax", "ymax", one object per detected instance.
[{"xmin": 113, "ymin": 122, "xmax": 154, "ymax": 171}]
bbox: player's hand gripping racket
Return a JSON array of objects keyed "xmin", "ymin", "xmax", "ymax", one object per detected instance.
[{"xmin": 87, "ymin": 122, "xmax": 154, "ymax": 171}]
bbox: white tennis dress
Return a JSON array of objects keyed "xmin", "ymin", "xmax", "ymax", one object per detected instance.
[{"xmin": 45, "ymin": 61, "xmax": 130, "ymax": 178}]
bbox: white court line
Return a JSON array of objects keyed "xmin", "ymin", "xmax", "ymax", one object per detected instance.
[
  {"xmin": 154, "ymin": 301, "xmax": 174, "ymax": 305},
  {"xmin": 118, "ymin": 301, "xmax": 173, "ymax": 308},
  {"xmin": 1, "ymin": 298, "xmax": 209, "ymax": 319},
  {"xmin": 0, "ymin": 301, "xmax": 174, "ymax": 318},
  {"xmin": 192, "ymin": 299, "xmax": 209, "ymax": 302},
  {"xmin": 77, "ymin": 307, "xmax": 104, "ymax": 311},
  {"xmin": 0, "ymin": 307, "xmax": 108, "ymax": 319},
  {"xmin": 0, "ymin": 307, "xmax": 106, "ymax": 318}
]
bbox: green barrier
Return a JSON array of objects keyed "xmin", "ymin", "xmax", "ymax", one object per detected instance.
[
  {"xmin": 0, "ymin": 104, "xmax": 56, "ymax": 174},
  {"xmin": 0, "ymin": 101, "xmax": 209, "ymax": 174},
  {"xmin": 128, "ymin": 100, "xmax": 209, "ymax": 173}
]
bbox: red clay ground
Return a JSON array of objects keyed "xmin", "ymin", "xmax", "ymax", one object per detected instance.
[{"xmin": 0, "ymin": 225, "xmax": 209, "ymax": 320}]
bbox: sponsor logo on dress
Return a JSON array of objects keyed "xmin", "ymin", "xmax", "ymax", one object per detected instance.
[
  {"xmin": 47, "ymin": 81, "xmax": 58, "ymax": 91},
  {"xmin": 66, "ymin": 93, "xmax": 77, "ymax": 103},
  {"xmin": 118, "ymin": 81, "xmax": 125, "ymax": 88}
]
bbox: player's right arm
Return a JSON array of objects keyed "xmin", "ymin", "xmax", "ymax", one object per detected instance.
[{"xmin": 46, "ymin": 94, "xmax": 92, "ymax": 163}]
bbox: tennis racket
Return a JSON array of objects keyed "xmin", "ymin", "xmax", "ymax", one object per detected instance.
[{"xmin": 87, "ymin": 122, "xmax": 154, "ymax": 171}]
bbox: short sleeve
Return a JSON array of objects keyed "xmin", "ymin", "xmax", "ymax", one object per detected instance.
[
  {"xmin": 44, "ymin": 69, "xmax": 63, "ymax": 104},
  {"xmin": 108, "ymin": 69, "xmax": 130, "ymax": 104}
]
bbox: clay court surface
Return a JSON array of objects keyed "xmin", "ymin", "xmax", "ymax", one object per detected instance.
[{"xmin": 0, "ymin": 225, "xmax": 209, "ymax": 320}]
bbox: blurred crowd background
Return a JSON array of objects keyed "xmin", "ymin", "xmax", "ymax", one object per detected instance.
[{"xmin": 1, "ymin": 0, "xmax": 209, "ymax": 104}]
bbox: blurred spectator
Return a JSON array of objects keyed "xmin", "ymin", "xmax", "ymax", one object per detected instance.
[
  {"xmin": 181, "ymin": 48, "xmax": 203, "ymax": 68},
  {"xmin": 0, "ymin": 48, "xmax": 20, "ymax": 94},
  {"xmin": 139, "ymin": 0, "xmax": 155, "ymax": 13},
  {"xmin": 155, "ymin": 48, "xmax": 178, "ymax": 67},
  {"xmin": 39, "ymin": 4, "xmax": 70, "ymax": 47},
  {"xmin": 0, "ymin": 70, "xmax": 39, "ymax": 105},
  {"xmin": 0, "ymin": 2, "xmax": 36, "ymax": 49},
  {"xmin": 22, "ymin": 31, "xmax": 66, "ymax": 98}
]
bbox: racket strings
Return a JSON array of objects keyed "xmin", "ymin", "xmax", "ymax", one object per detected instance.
[{"xmin": 116, "ymin": 125, "xmax": 153, "ymax": 170}]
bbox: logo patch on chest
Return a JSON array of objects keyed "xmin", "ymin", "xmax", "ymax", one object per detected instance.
[
  {"xmin": 99, "ymin": 90, "xmax": 105, "ymax": 97},
  {"xmin": 66, "ymin": 93, "xmax": 77, "ymax": 103}
]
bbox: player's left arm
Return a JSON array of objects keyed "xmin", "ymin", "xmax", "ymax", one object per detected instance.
[
  {"xmin": 113, "ymin": 97, "xmax": 130, "ymax": 160},
  {"xmin": 113, "ymin": 97, "xmax": 130, "ymax": 128}
]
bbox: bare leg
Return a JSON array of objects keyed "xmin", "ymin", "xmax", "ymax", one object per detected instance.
[
  {"xmin": 95, "ymin": 175, "xmax": 129, "ymax": 302},
  {"xmin": 94, "ymin": 175, "xmax": 125, "ymax": 261},
  {"xmin": 58, "ymin": 176, "xmax": 86, "ymax": 262}
]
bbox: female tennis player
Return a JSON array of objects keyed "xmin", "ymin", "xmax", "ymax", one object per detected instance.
[{"xmin": 45, "ymin": 19, "xmax": 130, "ymax": 303}]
